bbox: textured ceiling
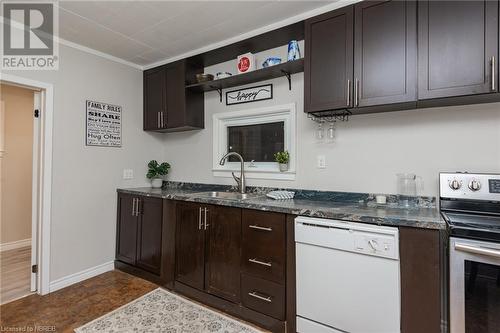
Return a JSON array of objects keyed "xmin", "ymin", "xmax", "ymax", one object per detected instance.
[{"xmin": 57, "ymin": 1, "xmax": 333, "ymax": 67}]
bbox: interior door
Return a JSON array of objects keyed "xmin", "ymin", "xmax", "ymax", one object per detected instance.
[
  {"xmin": 175, "ymin": 202, "xmax": 205, "ymax": 290},
  {"xmin": 205, "ymin": 206, "xmax": 242, "ymax": 303},
  {"xmin": 136, "ymin": 196, "xmax": 163, "ymax": 275},
  {"xmin": 418, "ymin": 1, "xmax": 498, "ymax": 99},
  {"xmin": 144, "ymin": 67, "xmax": 166, "ymax": 130},
  {"xmin": 116, "ymin": 194, "xmax": 138, "ymax": 265},
  {"xmin": 304, "ymin": 6, "xmax": 354, "ymax": 112},
  {"xmin": 353, "ymin": 1, "xmax": 417, "ymax": 107}
]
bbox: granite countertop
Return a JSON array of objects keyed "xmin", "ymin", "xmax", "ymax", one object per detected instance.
[{"xmin": 117, "ymin": 185, "xmax": 445, "ymax": 230}]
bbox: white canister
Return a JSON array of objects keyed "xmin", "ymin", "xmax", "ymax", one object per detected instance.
[{"xmin": 237, "ymin": 52, "xmax": 256, "ymax": 74}]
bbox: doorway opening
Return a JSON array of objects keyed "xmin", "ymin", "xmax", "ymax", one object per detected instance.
[{"xmin": 0, "ymin": 74, "xmax": 53, "ymax": 301}]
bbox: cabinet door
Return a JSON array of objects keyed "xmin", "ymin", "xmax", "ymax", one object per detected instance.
[
  {"xmin": 144, "ymin": 67, "xmax": 166, "ymax": 130},
  {"xmin": 305, "ymin": 6, "xmax": 354, "ymax": 112},
  {"xmin": 354, "ymin": 1, "xmax": 417, "ymax": 107},
  {"xmin": 418, "ymin": 1, "xmax": 498, "ymax": 99},
  {"xmin": 136, "ymin": 197, "xmax": 163, "ymax": 275},
  {"xmin": 165, "ymin": 62, "xmax": 186, "ymax": 129},
  {"xmin": 205, "ymin": 206, "xmax": 242, "ymax": 303},
  {"xmin": 175, "ymin": 202, "xmax": 205, "ymax": 290},
  {"xmin": 116, "ymin": 194, "xmax": 138, "ymax": 265}
]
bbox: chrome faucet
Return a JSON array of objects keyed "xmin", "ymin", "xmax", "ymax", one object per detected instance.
[{"xmin": 219, "ymin": 152, "xmax": 246, "ymax": 194}]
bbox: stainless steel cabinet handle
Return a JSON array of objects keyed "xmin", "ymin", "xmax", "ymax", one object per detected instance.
[
  {"xmin": 249, "ymin": 225, "xmax": 273, "ymax": 232},
  {"xmin": 198, "ymin": 207, "xmax": 203, "ymax": 230},
  {"xmin": 491, "ymin": 56, "xmax": 496, "ymax": 91},
  {"xmin": 354, "ymin": 78, "xmax": 360, "ymax": 107},
  {"xmin": 131, "ymin": 198, "xmax": 136, "ymax": 216},
  {"xmin": 248, "ymin": 258, "xmax": 272, "ymax": 267},
  {"xmin": 204, "ymin": 208, "xmax": 209, "ymax": 230},
  {"xmin": 161, "ymin": 111, "xmax": 165, "ymax": 128},
  {"xmin": 157, "ymin": 112, "xmax": 160, "ymax": 128},
  {"xmin": 455, "ymin": 242, "xmax": 500, "ymax": 259},
  {"xmin": 248, "ymin": 291, "xmax": 272, "ymax": 303},
  {"xmin": 135, "ymin": 199, "xmax": 140, "ymax": 216},
  {"xmin": 346, "ymin": 79, "xmax": 351, "ymax": 107}
]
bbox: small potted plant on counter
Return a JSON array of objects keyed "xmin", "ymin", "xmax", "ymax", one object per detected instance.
[
  {"xmin": 147, "ymin": 160, "xmax": 171, "ymax": 188},
  {"xmin": 274, "ymin": 151, "xmax": 290, "ymax": 172}
]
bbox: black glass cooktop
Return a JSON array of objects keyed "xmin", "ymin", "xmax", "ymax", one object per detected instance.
[{"xmin": 443, "ymin": 212, "xmax": 500, "ymax": 242}]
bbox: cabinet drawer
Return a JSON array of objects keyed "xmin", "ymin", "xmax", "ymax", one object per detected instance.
[
  {"xmin": 242, "ymin": 210, "xmax": 286, "ymax": 283},
  {"xmin": 241, "ymin": 274, "xmax": 285, "ymax": 320},
  {"xmin": 242, "ymin": 249, "xmax": 285, "ymax": 284}
]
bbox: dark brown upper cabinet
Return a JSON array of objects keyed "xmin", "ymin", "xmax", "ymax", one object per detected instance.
[
  {"xmin": 205, "ymin": 206, "xmax": 242, "ymax": 303},
  {"xmin": 175, "ymin": 202, "xmax": 206, "ymax": 290},
  {"xmin": 305, "ymin": 6, "xmax": 354, "ymax": 112},
  {"xmin": 353, "ymin": 1, "xmax": 417, "ymax": 108},
  {"xmin": 418, "ymin": 1, "xmax": 499, "ymax": 100},
  {"xmin": 116, "ymin": 194, "xmax": 163, "ymax": 275},
  {"xmin": 143, "ymin": 60, "xmax": 204, "ymax": 132}
]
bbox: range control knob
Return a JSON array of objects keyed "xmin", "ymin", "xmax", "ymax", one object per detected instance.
[
  {"xmin": 449, "ymin": 179, "xmax": 462, "ymax": 190},
  {"xmin": 468, "ymin": 179, "xmax": 481, "ymax": 191}
]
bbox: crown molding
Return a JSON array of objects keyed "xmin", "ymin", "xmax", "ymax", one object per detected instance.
[{"xmin": 58, "ymin": 38, "xmax": 144, "ymax": 70}]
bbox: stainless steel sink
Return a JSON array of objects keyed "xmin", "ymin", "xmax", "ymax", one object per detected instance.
[{"xmin": 194, "ymin": 191, "xmax": 255, "ymax": 200}]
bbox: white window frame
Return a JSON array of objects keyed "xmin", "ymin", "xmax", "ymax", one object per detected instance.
[{"xmin": 213, "ymin": 103, "xmax": 296, "ymax": 180}]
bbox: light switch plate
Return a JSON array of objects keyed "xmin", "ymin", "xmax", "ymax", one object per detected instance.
[
  {"xmin": 317, "ymin": 155, "xmax": 326, "ymax": 169},
  {"xmin": 123, "ymin": 169, "xmax": 134, "ymax": 179}
]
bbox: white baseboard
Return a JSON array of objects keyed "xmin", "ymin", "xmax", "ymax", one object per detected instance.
[
  {"xmin": 49, "ymin": 261, "xmax": 114, "ymax": 293},
  {"xmin": 0, "ymin": 238, "xmax": 31, "ymax": 252}
]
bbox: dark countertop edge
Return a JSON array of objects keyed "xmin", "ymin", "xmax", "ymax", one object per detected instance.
[{"xmin": 117, "ymin": 188, "xmax": 446, "ymax": 230}]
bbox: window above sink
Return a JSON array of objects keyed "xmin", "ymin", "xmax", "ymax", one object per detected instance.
[{"xmin": 212, "ymin": 103, "xmax": 296, "ymax": 180}]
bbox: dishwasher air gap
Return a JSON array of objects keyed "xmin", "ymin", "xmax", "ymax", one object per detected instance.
[{"xmin": 295, "ymin": 217, "xmax": 401, "ymax": 333}]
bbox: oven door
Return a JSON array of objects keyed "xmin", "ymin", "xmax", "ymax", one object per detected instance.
[{"xmin": 450, "ymin": 237, "xmax": 500, "ymax": 333}]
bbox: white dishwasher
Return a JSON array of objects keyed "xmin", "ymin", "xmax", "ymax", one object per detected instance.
[{"xmin": 295, "ymin": 217, "xmax": 400, "ymax": 333}]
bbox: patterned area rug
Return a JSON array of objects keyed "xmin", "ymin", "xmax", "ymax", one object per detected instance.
[{"xmin": 74, "ymin": 288, "xmax": 265, "ymax": 333}]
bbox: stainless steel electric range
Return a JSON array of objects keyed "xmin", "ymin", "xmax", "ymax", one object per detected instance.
[{"xmin": 440, "ymin": 172, "xmax": 500, "ymax": 333}]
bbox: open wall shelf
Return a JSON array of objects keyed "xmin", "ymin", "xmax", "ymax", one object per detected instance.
[{"xmin": 185, "ymin": 58, "xmax": 304, "ymax": 94}]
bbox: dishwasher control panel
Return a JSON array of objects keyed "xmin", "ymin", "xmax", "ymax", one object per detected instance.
[
  {"xmin": 295, "ymin": 217, "xmax": 399, "ymax": 260},
  {"xmin": 354, "ymin": 232, "xmax": 397, "ymax": 259}
]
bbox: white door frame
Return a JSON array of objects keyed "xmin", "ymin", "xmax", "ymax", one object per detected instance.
[{"xmin": 1, "ymin": 73, "xmax": 53, "ymax": 295}]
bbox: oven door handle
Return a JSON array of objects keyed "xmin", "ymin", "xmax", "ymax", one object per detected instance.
[{"xmin": 455, "ymin": 242, "xmax": 500, "ymax": 259}]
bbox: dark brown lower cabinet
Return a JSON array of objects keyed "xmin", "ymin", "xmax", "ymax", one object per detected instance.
[
  {"xmin": 116, "ymin": 194, "xmax": 138, "ymax": 265},
  {"xmin": 205, "ymin": 205, "xmax": 242, "ymax": 303},
  {"xmin": 116, "ymin": 194, "xmax": 163, "ymax": 273},
  {"xmin": 175, "ymin": 202, "xmax": 206, "ymax": 290},
  {"xmin": 400, "ymin": 227, "xmax": 444, "ymax": 333},
  {"xmin": 174, "ymin": 204, "xmax": 289, "ymax": 333}
]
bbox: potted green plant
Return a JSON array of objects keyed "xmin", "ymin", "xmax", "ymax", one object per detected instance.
[
  {"xmin": 274, "ymin": 151, "xmax": 290, "ymax": 172},
  {"xmin": 146, "ymin": 160, "xmax": 171, "ymax": 188}
]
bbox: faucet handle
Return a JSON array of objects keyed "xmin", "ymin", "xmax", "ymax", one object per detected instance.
[{"xmin": 232, "ymin": 172, "xmax": 241, "ymax": 185}]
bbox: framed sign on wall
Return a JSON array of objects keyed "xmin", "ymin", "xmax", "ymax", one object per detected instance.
[
  {"xmin": 85, "ymin": 100, "xmax": 122, "ymax": 147},
  {"xmin": 226, "ymin": 84, "xmax": 273, "ymax": 105}
]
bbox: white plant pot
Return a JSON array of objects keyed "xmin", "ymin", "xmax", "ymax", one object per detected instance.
[
  {"xmin": 278, "ymin": 163, "xmax": 289, "ymax": 172},
  {"xmin": 151, "ymin": 178, "xmax": 163, "ymax": 188}
]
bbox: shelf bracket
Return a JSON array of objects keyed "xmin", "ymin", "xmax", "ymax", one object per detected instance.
[
  {"xmin": 281, "ymin": 70, "xmax": 292, "ymax": 90},
  {"xmin": 210, "ymin": 86, "xmax": 223, "ymax": 102}
]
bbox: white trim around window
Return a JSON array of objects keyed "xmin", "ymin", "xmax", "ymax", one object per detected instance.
[{"xmin": 212, "ymin": 103, "xmax": 296, "ymax": 180}]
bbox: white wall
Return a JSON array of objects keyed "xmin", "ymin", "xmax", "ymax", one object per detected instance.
[
  {"xmin": 2, "ymin": 45, "xmax": 166, "ymax": 281},
  {"xmin": 163, "ymin": 46, "xmax": 500, "ymax": 197}
]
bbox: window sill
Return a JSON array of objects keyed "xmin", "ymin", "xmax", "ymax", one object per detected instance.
[{"xmin": 212, "ymin": 168, "xmax": 296, "ymax": 181}]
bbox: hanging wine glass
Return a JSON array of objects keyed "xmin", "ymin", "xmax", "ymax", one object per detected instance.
[
  {"xmin": 327, "ymin": 121, "xmax": 335, "ymax": 143},
  {"xmin": 315, "ymin": 121, "xmax": 325, "ymax": 142}
]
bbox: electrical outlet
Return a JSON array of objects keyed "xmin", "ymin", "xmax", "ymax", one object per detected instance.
[
  {"xmin": 317, "ymin": 155, "xmax": 326, "ymax": 169},
  {"xmin": 123, "ymin": 169, "xmax": 134, "ymax": 180}
]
